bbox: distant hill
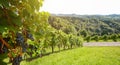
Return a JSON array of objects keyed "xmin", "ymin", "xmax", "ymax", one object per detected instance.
[{"xmin": 48, "ymin": 14, "xmax": 120, "ymax": 36}]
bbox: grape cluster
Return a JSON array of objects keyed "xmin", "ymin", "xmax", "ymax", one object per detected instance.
[
  {"xmin": 21, "ymin": 43, "xmax": 28, "ymax": 52},
  {"xmin": 3, "ymin": 37, "xmax": 10, "ymax": 42},
  {"xmin": 12, "ymin": 55, "xmax": 22, "ymax": 65},
  {"xmin": 27, "ymin": 33, "xmax": 34, "ymax": 41},
  {"xmin": 0, "ymin": 42, "xmax": 2, "ymax": 54},
  {"xmin": 2, "ymin": 37, "xmax": 10, "ymax": 53},
  {"xmin": 2, "ymin": 46, "xmax": 8, "ymax": 53},
  {"xmin": 0, "ymin": 38, "xmax": 9, "ymax": 54},
  {"xmin": 16, "ymin": 33, "xmax": 24, "ymax": 45},
  {"xmin": 14, "ymin": 32, "xmax": 34, "ymax": 61},
  {"xmin": 16, "ymin": 33, "xmax": 27, "ymax": 52}
]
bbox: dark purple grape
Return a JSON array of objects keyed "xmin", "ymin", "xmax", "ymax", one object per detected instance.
[
  {"xmin": 0, "ymin": 42, "xmax": 2, "ymax": 54},
  {"xmin": 18, "ymin": 55, "xmax": 22, "ymax": 62},
  {"xmin": 0, "ymin": 41, "xmax": 8, "ymax": 53},
  {"xmin": 27, "ymin": 33, "xmax": 34, "ymax": 41},
  {"xmin": 22, "ymin": 43, "xmax": 29, "ymax": 52},
  {"xmin": 12, "ymin": 56, "xmax": 20, "ymax": 65},
  {"xmin": 21, "ymin": 44, "xmax": 26, "ymax": 52},
  {"xmin": 3, "ymin": 37, "xmax": 10, "ymax": 42},
  {"xmin": 2, "ymin": 46, "xmax": 8, "ymax": 53},
  {"xmin": 16, "ymin": 32, "xmax": 24, "ymax": 45},
  {"xmin": 12, "ymin": 55, "xmax": 22, "ymax": 65}
]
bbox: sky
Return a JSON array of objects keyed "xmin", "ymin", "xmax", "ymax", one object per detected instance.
[{"xmin": 40, "ymin": 0, "xmax": 120, "ymax": 15}]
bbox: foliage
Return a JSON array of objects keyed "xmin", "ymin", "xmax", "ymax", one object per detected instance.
[
  {"xmin": 102, "ymin": 34, "xmax": 108, "ymax": 41},
  {"xmin": 0, "ymin": 1, "xmax": 84, "ymax": 65},
  {"xmin": 85, "ymin": 36, "xmax": 91, "ymax": 42},
  {"xmin": 79, "ymin": 30, "xmax": 88, "ymax": 37},
  {"xmin": 49, "ymin": 14, "xmax": 120, "ymax": 42},
  {"xmin": 0, "ymin": 0, "xmax": 48, "ymax": 65},
  {"xmin": 111, "ymin": 34, "xmax": 118, "ymax": 42},
  {"xmin": 92, "ymin": 35, "xmax": 99, "ymax": 42}
]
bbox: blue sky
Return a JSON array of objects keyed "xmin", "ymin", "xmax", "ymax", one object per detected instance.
[{"xmin": 41, "ymin": 0, "xmax": 120, "ymax": 15}]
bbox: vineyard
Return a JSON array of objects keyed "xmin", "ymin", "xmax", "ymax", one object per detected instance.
[
  {"xmin": 0, "ymin": 0, "xmax": 83, "ymax": 65},
  {"xmin": 0, "ymin": 0, "xmax": 120, "ymax": 65}
]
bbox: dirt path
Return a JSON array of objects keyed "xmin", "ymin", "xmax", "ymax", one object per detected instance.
[{"xmin": 83, "ymin": 42, "xmax": 120, "ymax": 46}]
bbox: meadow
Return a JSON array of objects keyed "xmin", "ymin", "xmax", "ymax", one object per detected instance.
[{"xmin": 20, "ymin": 46, "xmax": 120, "ymax": 65}]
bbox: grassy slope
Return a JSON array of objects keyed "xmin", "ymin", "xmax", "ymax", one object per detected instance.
[{"xmin": 21, "ymin": 47, "xmax": 120, "ymax": 65}]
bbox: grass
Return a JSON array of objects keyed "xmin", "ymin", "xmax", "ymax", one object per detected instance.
[{"xmin": 20, "ymin": 46, "xmax": 120, "ymax": 65}]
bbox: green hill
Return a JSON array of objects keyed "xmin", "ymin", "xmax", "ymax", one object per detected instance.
[{"xmin": 48, "ymin": 14, "xmax": 120, "ymax": 41}]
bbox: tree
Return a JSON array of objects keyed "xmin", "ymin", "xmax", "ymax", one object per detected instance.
[
  {"xmin": 56, "ymin": 30, "xmax": 64, "ymax": 51},
  {"xmin": 79, "ymin": 30, "xmax": 88, "ymax": 37},
  {"xmin": 92, "ymin": 35, "xmax": 99, "ymax": 42},
  {"xmin": 111, "ymin": 34, "xmax": 118, "ymax": 42},
  {"xmin": 49, "ymin": 31, "xmax": 58, "ymax": 53},
  {"xmin": 85, "ymin": 36, "xmax": 91, "ymax": 42},
  {"xmin": 62, "ymin": 35, "xmax": 69, "ymax": 49},
  {"xmin": 102, "ymin": 34, "xmax": 108, "ymax": 41},
  {"xmin": 75, "ymin": 37, "xmax": 83, "ymax": 47},
  {"xmin": 68, "ymin": 34, "xmax": 75, "ymax": 48}
]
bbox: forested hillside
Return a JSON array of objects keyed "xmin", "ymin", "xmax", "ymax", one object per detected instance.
[{"xmin": 48, "ymin": 14, "xmax": 120, "ymax": 42}]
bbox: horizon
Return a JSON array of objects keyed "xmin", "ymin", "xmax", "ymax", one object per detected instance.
[
  {"xmin": 41, "ymin": 0, "xmax": 120, "ymax": 15},
  {"xmin": 50, "ymin": 13, "xmax": 120, "ymax": 16}
]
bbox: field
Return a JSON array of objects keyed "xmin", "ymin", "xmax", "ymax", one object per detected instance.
[{"xmin": 19, "ymin": 46, "xmax": 120, "ymax": 65}]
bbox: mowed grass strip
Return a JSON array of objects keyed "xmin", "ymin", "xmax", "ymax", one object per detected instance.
[{"xmin": 21, "ymin": 47, "xmax": 120, "ymax": 65}]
